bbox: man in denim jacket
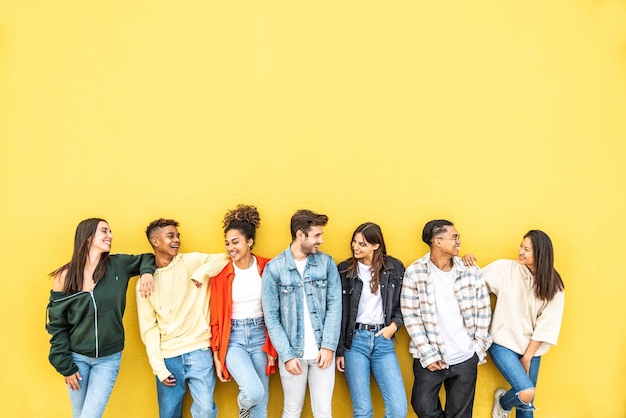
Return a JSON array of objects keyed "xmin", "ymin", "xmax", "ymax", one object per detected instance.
[{"xmin": 261, "ymin": 209, "xmax": 342, "ymax": 418}]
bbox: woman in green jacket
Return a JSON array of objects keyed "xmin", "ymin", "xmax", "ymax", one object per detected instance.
[{"xmin": 46, "ymin": 218, "xmax": 155, "ymax": 418}]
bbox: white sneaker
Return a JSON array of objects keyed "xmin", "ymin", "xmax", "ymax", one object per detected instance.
[{"xmin": 492, "ymin": 388, "xmax": 510, "ymax": 418}]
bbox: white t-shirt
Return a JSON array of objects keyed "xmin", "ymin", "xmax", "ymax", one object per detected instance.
[
  {"xmin": 232, "ymin": 256, "xmax": 263, "ymax": 320},
  {"xmin": 295, "ymin": 258, "xmax": 319, "ymax": 360},
  {"xmin": 429, "ymin": 261, "xmax": 475, "ymax": 365},
  {"xmin": 355, "ymin": 262, "xmax": 384, "ymax": 325}
]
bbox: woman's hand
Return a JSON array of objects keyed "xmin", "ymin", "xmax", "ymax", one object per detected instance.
[
  {"xmin": 461, "ymin": 254, "xmax": 478, "ymax": 267},
  {"xmin": 267, "ymin": 353, "xmax": 276, "ymax": 368},
  {"xmin": 139, "ymin": 273, "xmax": 154, "ymax": 298},
  {"xmin": 375, "ymin": 323, "xmax": 398, "ymax": 340},
  {"xmin": 213, "ymin": 353, "xmax": 229, "ymax": 382},
  {"xmin": 336, "ymin": 356, "xmax": 345, "ymax": 372},
  {"xmin": 520, "ymin": 356, "xmax": 532, "ymax": 375},
  {"xmin": 64, "ymin": 371, "xmax": 82, "ymax": 391}
]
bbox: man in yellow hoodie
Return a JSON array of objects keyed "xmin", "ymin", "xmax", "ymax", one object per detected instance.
[{"xmin": 137, "ymin": 218, "xmax": 229, "ymax": 418}]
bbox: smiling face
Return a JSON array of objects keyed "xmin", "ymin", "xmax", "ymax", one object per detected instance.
[
  {"xmin": 152, "ymin": 225, "xmax": 181, "ymax": 260},
  {"xmin": 518, "ymin": 237, "xmax": 535, "ymax": 271},
  {"xmin": 299, "ymin": 225, "xmax": 324, "ymax": 256},
  {"xmin": 89, "ymin": 221, "xmax": 113, "ymax": 253},
  {"xmin": 433, "ymin": 226, "xmax": 461, "ymax": 257},
  {"xmin": 225, "ymin": 228, "xmax": 252, "ymax": 266},
  {"xmin": 352, "ymin": 232, "xmax": 380, "ymax": 265}
]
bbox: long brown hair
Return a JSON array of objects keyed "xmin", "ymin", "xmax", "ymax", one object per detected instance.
[
  {"xmin": 343, "ymin": 222, "xmax": 387, "ymax": 294},
  {"xmin": 525, "ymin": 230, "xmax": 564, "ymax": 301},
  {"xmin": 50, "ymin": 218, "xmax": 111, "ymax": 294}
]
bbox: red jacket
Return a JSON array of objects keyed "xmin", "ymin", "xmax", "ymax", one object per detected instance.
[{"xmin": 209, "ymin": 255, "xmax": 277, "ymax": 379}]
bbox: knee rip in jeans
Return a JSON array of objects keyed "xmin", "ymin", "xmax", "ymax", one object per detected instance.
[{"xmin": 517, "ymin": 388, "xmax": 535, "ymax": 405}]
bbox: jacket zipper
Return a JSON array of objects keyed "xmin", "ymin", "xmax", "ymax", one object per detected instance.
[{"xmin": 89, "ymin": 291, "xmax": 99, "ymax": 357}]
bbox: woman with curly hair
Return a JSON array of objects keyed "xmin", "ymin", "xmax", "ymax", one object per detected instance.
[{"xmin": 209, "ymin": 205, "xmax": 277, "ymax": 418}]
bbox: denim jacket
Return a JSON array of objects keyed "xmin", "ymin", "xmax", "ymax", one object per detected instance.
[
  {"xmin": 336, "ymin": 255, "xmax": 404, "ymax": 357},
  {"xmin": 261, "ymin": 246, "xmax": 342, "ymax": 362}
]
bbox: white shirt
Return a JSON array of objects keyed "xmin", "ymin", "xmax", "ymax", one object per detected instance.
[
  {"xmin": 355, "ymin": 262, "xmax": 384, "ymax": 325},
  {"xmin": 232, "ymin": 256, "xmax": 263, "ymax": 320},
  {"xmin": 295, "ymin": 258, "xmax": 319, "ymax": 360},
  {"xmin": 429, "ymin": 261, "xmax": 474, "ymax": 365}
]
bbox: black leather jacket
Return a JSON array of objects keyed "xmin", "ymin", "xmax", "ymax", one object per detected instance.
[{"xmin": 336, "ymin": 255, "xmax": 405, "ymax": 356}]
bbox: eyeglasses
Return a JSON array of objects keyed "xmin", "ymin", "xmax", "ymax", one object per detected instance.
[{"xmin": 435, "ymin": 235, "xmax": 461, "ymax": 242}]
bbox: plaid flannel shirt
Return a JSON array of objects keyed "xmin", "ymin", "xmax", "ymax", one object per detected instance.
[{"xmin": 400, "ymin": 253, "xmax": 492, "ymax": 368}]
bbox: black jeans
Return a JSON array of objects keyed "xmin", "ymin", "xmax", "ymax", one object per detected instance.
[{"xmin": 411, "ymin": 353, "xmax": 479, "ymax": 418}]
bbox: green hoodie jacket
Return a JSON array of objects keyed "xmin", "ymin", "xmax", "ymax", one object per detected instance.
[{"xmin": 46, "ymin": 253, "xmax": 155, "ymax": 376}]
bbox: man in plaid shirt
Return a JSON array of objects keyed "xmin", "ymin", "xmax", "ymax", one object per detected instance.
[{"xmin": 401, "ymin": 219, "xmax": 492, "ymax": 418}]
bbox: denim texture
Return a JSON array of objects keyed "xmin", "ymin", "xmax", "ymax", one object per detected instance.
[
  {"xmin": 278, "ymin": 358, "xmax": 335, "ymax": 418},
  {"xmin": 226, "ymin": 318, "xmax": 270, "ymax": 418},
  {"xmin": 344, "ymin": 330, "xmax": 407, "ymax": 418},
  {"xmin": 489, "ymin": 343, "xmax": 540, "ymax": 418},
  {"xmin": 262, "ymin": 247, "xmax": 342, "ymax": 361},
  {"xmin": 156, "ymin": 348, "xmax": 217, "ymax": 418},
  {"xmin": 410, "ymin": 353, "xmax": 478, "ymax": 418},
  {"xmin": 67, "ymin": 351, "xmax": 122, "ymax": 418}
]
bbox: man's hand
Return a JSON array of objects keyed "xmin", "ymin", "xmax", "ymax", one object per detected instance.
[
  {"xmin": 161, "ymin": 375, "xmax": 176, "ymax": 387},
  {"xmin": 426, "ymin": 360, "xmax": 445, "ymax": 371},
  {"xmin": 284, "ymin": 358, "xmax": 303, "ymax": 375},
  {"xmin": 316, "ymin": 348, "xmax": 334, "ymax": 369}
]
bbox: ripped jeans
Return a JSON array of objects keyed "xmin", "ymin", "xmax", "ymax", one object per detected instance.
[{"xmin": 488, "ymin": 343, "xmax": 541, "ymax": 418}]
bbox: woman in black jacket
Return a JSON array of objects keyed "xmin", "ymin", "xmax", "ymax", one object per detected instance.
[{"xmin": 335, "ymin": 222, "xmax": 407, "ymax": 418}]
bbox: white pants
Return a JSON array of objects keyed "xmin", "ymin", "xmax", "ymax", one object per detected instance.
[{"xmin": 278, "ymin": 358, "xmax": 335, "ymax": 418}]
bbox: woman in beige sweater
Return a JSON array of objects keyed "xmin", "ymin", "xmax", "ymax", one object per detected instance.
[{"xmin": 478, "ymin": 230, "xmax": 565, "ymax": 418}]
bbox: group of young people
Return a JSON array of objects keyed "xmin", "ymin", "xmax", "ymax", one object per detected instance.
[{"xmin": 46, "ymin": 207, "xmax": 565, "ymax": 418}]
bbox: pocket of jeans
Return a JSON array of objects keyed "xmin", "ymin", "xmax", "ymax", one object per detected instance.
[{"xmin": 377, "ymin": 333, "xmax": 392, "ymax": 341}]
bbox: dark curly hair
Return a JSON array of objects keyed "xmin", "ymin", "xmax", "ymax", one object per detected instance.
[{"xmin": 223, "ymin": 205, "xmax": 260, "ymax": 246}]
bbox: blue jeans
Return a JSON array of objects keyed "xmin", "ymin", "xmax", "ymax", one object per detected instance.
[
  {"xmin": 156, "ymin": 348, "xmax": 217, "ymax": 418},
  {"xmin": 489, "ymin": 343, "xmax": 541, "ymax": 418},
  {"xmin": 226, "ymin": 318, "xmax": 270, "ymax": 418},
  {"xmin": 344, "ymin": 330, "xmax": 407, "ymax": 418},
  {"xmin": 411, "ymin": 353, "xmax": 478, "ymax": 418},
  {"xmin": 67, "ymin": 351, "xmax": 122, "ymax": 418}
]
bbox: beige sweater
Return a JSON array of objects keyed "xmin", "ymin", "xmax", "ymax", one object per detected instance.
[
  {"xmin": 136, "ymin": 252, "xmax": 229, "ymax": 381},
  {"xmin": 482, "ymin": 259, "xmax": 564, "ymax": 357}
]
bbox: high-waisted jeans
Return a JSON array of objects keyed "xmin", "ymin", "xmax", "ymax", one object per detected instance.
[
  {"xmin": 343, "ymin": 329, "xmax": 407, "ymax": 418},
  {"xmin": 226, "ymin": 317, "xmax": 270, "ymax": 418},
  {"xmin": 67, "ymin": 351, "xmax": 122, "ymax": 418}
]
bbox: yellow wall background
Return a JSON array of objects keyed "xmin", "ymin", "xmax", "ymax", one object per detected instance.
[{"xmin": 1, "ymin": 1, "xmax": 625, "ymax": 417}]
